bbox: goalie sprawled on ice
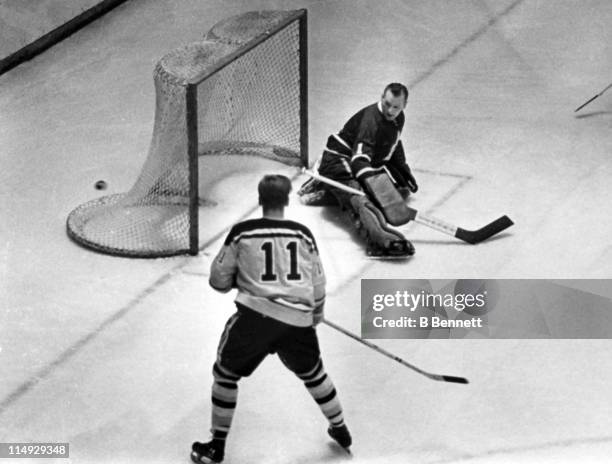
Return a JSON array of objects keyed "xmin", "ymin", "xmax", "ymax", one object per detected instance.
[{"xmin": 298, "ymin": 83, "xmax": 418, "ymax": 257}]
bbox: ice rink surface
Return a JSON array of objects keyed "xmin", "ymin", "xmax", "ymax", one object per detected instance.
[{"xmin": 1, "ymin": 0, "xmax": 612, "ymax": 462}]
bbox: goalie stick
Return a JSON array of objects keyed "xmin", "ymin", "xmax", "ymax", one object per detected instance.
[
  {"xmin": 323, "ymin": 319, "xmax": 468, "ymax": 384},
  {"xmin": 302, "ymin": 169, "xmax": 513, "ymax": 244}
]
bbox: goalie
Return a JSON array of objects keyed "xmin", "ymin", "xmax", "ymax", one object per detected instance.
[{"xmin": 298, "ymin": 83, "xmax": 419, "ymax": 257}]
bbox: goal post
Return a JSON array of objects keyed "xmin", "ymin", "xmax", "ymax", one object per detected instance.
[
  {"xmin": 186, "ymin": 83, "xmax": 199, "ymax": 256},
  {"xmin": 66, "ymin": 9, "xmax": 308, "ymax": 258}
]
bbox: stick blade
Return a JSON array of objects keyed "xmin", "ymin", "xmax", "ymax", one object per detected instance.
[
  {"xmin": 441, "ymin": 375, "xmax": 469, "ymax": 384},
  {"xmin": 456, "ymin": 215, "xmax": 514, "ymax": 244}
]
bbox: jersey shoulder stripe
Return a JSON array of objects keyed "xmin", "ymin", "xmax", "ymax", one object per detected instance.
[
  {"xmin": 234, "ymin": 230, "xmax": 314, "ymax": 248},
  {"xmin": 225, "ymin": 218, "xmax": 318, "ymax": 251}
]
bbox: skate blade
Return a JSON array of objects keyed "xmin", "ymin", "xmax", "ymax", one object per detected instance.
[
  {"xmin": 365, "ymin": 251, "xmax": 413, "ymax": 260},
  {"xmin": 328, "ymin": 442, "xmax": 353, "ymax": 457},
  {"xmin": 190, "ymin": 451, "xmax": 216, "ymax": 464}
]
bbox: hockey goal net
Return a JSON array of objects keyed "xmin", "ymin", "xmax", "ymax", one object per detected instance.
[{"xmin": 66, "ymin": 9, "xmax": 308, "ymax": 257}]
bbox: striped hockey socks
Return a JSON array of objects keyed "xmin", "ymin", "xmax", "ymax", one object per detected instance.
[
  {"xmin": 210, "ymin": 362, "xmax": 240, "ymax": 444},
  {"xmin": 297, "ymin": 358, "xmax": 345, "ymax": 427}
]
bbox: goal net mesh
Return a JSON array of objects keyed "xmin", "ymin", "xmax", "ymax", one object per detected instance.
[{"xmin": 66, "ymin": 10, "xmax": 305, "ymax": 257}]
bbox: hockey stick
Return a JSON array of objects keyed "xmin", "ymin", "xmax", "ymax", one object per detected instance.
[
  {"xmin": 302, "ymin": 169, "xmax": 513, "ymax": 244},
  {"xmin": 575, "ymin": 82, "xmax": 612, "ymax": 112},
  {"xmin": 323, "ymin": 319, "xmax": 468, "ymax": 384}
]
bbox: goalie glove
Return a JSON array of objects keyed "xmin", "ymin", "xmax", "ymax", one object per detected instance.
[
  {"xmin": 383, "ymin": 162, "xmax": 418, "ymax": 194},
  {"xmin": 393, "ymin": 163, "xmax": 418, "ymax": 193}
]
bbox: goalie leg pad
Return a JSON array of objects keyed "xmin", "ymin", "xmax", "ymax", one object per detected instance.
[
  {"xmin": 362, "ymin": 172, "xmax": 414, "ymax": 226},
  {"xmin": 349, "ymin": 195, "xmax": 413, "ymax": 255}
]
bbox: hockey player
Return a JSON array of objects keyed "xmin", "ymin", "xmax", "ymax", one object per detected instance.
[
  {"xmin": 298, "ymin": 83, "xmax": 418, "ymax": 257},
  {"xmin": 191, "ymin": 175, "xmax": 351, "ymax": 464}
]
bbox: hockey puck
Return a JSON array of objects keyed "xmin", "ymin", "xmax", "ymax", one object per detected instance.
[{"xmin": 94, "ymin": 180, "xmax": 107, "ymax": 190}]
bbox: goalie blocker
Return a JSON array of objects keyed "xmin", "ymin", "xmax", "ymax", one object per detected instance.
[{"xmin": 362, "ymin": 170, "xmax": 412, "ymax": 226}]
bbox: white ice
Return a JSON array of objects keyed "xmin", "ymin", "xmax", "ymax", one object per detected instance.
[{"xmin": 1, "ymin": 0, "xmax": 612, "ymax": 463}]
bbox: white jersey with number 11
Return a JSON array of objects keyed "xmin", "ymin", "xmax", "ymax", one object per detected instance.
[{"xmin": 209, "ymin": 217, "xmax": 326, "ymax": 327}]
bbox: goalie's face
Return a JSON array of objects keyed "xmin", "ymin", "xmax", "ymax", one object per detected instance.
[{"xmin": 380, "ymin": 90, "xmax": 407, "ymax": 121}]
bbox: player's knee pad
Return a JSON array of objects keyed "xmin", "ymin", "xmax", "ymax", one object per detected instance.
[{"xmin": 349, "ymin": 195, "xmax": 406, "ymax": 249}]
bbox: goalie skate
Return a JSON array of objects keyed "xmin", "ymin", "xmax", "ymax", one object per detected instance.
[{"xmin": 366, "ymin": 239, "xmax": 415, "ymax": 259}]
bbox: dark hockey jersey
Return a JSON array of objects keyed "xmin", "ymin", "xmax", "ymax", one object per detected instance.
[
  {"xmin": 320, "ymin": 102, "xmax": 409, "ymax": 182},
  {"xmin": 209, "ymin": 217, "xmax": 326, "ymax": 327}
]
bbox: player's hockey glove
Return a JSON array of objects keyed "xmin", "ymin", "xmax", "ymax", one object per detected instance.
[{"xmin": 312, "ymin": 304, "xmax": 324, "ymax": 327}]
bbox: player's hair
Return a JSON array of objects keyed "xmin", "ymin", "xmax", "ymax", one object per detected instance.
[
  {"xmin": 258, "ymin": 174, "xmax": 292, "ymax": 209},
  {"xmin": 383, "ymin": 82, "xmax": 408, "ymax": 100}
]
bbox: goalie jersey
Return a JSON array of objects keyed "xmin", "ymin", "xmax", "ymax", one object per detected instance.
[
  {"xmin": 209, "ymin": 218, "xmax": 326, "ymax": 327},
  {"xmin": 318, "ymin": 102, "xmax": 411, "ymax": 184}
]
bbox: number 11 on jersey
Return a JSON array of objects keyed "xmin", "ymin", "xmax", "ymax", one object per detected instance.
[{"xmin": 260, "ymin": 241, "xmax": 302, "ymax": 281}]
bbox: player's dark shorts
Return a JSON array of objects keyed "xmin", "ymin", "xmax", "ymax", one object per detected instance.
[{"xmin": 216, "ymin": 302, "xmax": 321, "ymax": 377}]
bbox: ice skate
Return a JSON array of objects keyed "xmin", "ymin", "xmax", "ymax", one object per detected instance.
[
  {"xmin": 328, "ymin": 424, "xmax": 352, "ymax": 450},
  {"xmin": 191, "ymin": 441, "xmax": 224, "ymax": 464},
  {"xmin": 366, "ymin": 238, "xmax": 415, "ymax": 259}
]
